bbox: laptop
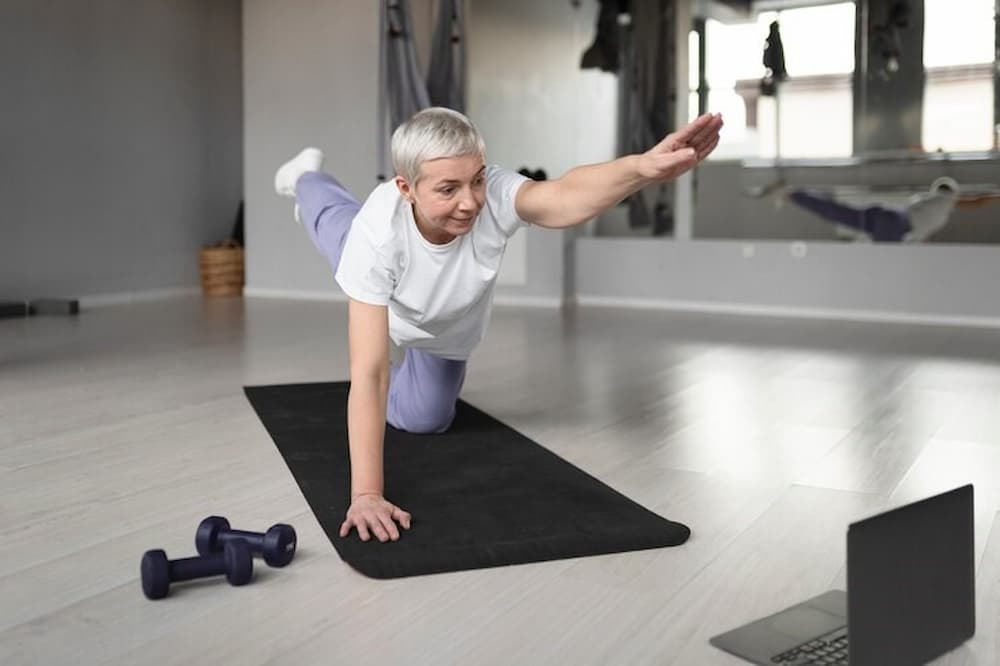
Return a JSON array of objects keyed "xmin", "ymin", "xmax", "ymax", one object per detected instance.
[{"xmin": 710, "ymin": 484, "xmax": 975, "ymax": 665}]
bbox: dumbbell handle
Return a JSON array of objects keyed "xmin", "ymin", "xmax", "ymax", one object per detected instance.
[
  {"xmin": 169, "ymin": 553, "xmax": 228, "ymax": 582},
  {"xmin": 218, "ymin": 529, "xmax": 264, "ymax": 545}
]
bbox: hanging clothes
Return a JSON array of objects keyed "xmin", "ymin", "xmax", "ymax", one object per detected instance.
[
  {"xmin": 760, "ymin": 21, "xmax": 788, "ymax": 97},
  {"xmin": 580, "ymin": 0, "xmax": 629, "ymax": 73}
]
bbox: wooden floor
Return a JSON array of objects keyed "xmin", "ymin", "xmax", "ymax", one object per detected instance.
[{"xmin": 2, "ymin": 296, "xmax": 998, "ymax": 665}]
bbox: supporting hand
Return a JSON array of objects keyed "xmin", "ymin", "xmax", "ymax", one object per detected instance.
[{"xmin": 340, "ymin": 493, "xmax": 412, "ymax": 542}]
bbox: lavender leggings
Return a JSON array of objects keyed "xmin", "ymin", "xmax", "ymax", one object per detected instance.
[
  {"xmin": 295, "ymin": 172, "xmax": 466, "ymax": 434},
  {"xmin": 788, "ymin": 189, "xmax": 911, "ymax": 242}
]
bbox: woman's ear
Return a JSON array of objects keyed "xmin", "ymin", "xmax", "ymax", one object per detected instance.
[{"xmin": 394, "ymin": 176, "xmax": 415, "ymax": 203}]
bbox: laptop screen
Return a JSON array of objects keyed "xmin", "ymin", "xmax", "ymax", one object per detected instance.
[{"xmin": 847, "ymin": 484, "xmax": 975, "ymax": 664}]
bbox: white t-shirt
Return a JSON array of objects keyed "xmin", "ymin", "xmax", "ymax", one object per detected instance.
[{"xmin": 335, "ymin": 165, "xmax": 529, "ymax": 360}]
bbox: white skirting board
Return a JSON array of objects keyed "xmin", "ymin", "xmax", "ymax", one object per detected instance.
[
  {"xmin": 79, "ymin": 287, "xmax": 201, "ymax": 309},
  {"xmin": 573, "ymin": 294, "xmax": 1000, "ymax": 329},
  {"xmin": 244, "ymin": 286, "xmax": 561, "ymax": 309}
]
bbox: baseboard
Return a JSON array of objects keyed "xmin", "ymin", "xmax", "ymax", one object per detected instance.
[
  {"xmin": 29, "ymin": 298, "xmax": 80, "ymax": 316},
  {"xmin": 80, "ymin": 287, "xmax": 201, "ymax": 308},
  {"xmin": 575, "ymin": 295, "xmax": 1000, "ymax": 330},
  {"xmin": 493, "ymin": 294, "xmax": 562, "ymax": 308},
  {"xmin": 244, "ymin": 286, "xmax": 563, "ymax": 309},
  {"xmin": 243, "ymin": 287, "xmax": 346, "ymax": 302},
  {"xmin": 71, "ymin": 286, "xmax": 1000, "ymax": 329}
]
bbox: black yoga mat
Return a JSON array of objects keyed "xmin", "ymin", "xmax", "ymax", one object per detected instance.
[{"xmin": 245, "ymin": 382, "xmax": 690, "ymax": 579}]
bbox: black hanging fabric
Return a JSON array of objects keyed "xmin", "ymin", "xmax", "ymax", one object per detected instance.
[
  {"xmin": 580, "ymin": 0, "xmax": 629, "ymax": 73},
  {"xmin": 870, "ymin": 1, "xmax": 911, "ymax": 79},
  {"xmin": 761, "ymin": 21, "xmax": 788, "ymax": 96}
]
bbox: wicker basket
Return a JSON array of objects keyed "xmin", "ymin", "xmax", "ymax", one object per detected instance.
[{"xmin": 199, "ymin": 241, "xmax": 244, "ymax": 297}]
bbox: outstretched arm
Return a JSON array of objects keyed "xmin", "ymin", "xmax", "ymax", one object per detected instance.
[{"xmin": 515, "ymin": 112, "xmax": 723, "ymax": 229}]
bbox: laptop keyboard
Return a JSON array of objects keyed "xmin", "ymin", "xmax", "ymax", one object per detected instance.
[{"xmin": 770, "ymin": 629, "xmax": 848, "ymax": 665}]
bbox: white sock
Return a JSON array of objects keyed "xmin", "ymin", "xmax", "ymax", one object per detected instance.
[
  {"xmin": 274, "ymin": 147, "xmax": 324, "ymax": 198},
  {"xmin": 905, "ymin": 191, "xmax": 956, "ymax": 242}
]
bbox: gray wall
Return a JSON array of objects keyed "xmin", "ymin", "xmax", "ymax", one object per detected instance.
[
  {"xmin": 0, "ymin": 0, "xmax": 243, "ymax": 301},
  {"xmin": 243, "ymin": 0, "xmax": 390, "ymax": 298},
  {"xmin": 243, "ymin": 0, "xmax": 450, "ymax": 298}
]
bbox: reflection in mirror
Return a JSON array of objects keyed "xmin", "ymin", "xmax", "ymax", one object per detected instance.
[
  {"xmin": 688, "ymin": 0, "xmax": 1000, "ymax": 245},
  {"xmin": 698, "ymin": 2, "xmax": 856, "ymax": 160},
  {"xmin": 922, "ymin": 0, "xmax": 996, "ymax": 152},
  {"xmin": 468, "ymin": 0, "xmax": 998, "ymax": 242}
]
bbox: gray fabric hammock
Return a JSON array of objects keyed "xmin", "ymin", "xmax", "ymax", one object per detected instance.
[
  {"xmin": 377, "ymin": 0, "xmax": 466, "ymax": 182},
  {"xmin": 582, "ymin": 0, "xmax": 677, "ymax": 234},
  {"xmin": 427, "ymin": 0, "xmax": 465, "ymax": 112}
]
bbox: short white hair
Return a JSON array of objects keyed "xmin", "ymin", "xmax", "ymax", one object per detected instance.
[{"xmin": 391, "ymin": 107, "xmax": 486, "ymax": 183}]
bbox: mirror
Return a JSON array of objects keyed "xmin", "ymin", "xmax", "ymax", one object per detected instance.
[{"xmin": 465, "ymin": 0, "xmax": 1000, "ymax": 243}]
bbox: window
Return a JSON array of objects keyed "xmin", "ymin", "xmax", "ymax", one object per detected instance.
[
  {"xmin": 921, "ymin": 0, "xmax": 995, "ymax": 152},
  {"xmin": 698, "ymin": 2, "xmax": 856, "ymax": 159}
]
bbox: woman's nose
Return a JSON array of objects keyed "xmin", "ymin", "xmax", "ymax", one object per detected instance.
[{"xmin": 457, "ymin": 188, "xmax": 478, "ymax": 212}]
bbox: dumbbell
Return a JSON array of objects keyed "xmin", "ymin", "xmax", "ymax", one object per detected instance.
[
  {"xmin": 195, "ymin": 516, "xmax": 297, "ymax": 567},
  {"xmin": 141, "ymin": 539, "xmax": 253, "ymax": 600}
]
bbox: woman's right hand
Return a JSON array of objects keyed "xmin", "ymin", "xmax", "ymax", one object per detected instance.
[{"xmin": 339, "ymin": 493, "xmax": 412, "ymax": 542}]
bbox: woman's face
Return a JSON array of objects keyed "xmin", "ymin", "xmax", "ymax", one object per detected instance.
[{"xmin": 396, "ymin": 154, "xmax": 486, "ymax": 245}]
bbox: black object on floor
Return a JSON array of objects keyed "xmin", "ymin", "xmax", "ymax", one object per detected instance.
[
  {"xmin": 28, "ymin": 298, "xmax": 79, "ymax": 316},
  {"xmin": 244, "ymin": 382, "xmax": 691, "ymax": 579},
  {"xmin": 0, "ymin": 301, "xmax": 28, "ymax": 319}
]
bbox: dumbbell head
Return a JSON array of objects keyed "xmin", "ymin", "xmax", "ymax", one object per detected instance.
[
  {"xmin": 141, "ymin": 549, "xmax": 171, "ymax": 600},
  {"xmin": 140, "ymin": 539, "xmax": 253, "ymax": 600},
  {"xmin": 221, "ymin": 540, "xmax": 254, "ymax": 586},
  {"xmin": 195, "ymin": 515, "xmax": 231, "ymax": 555},
  {"xmin": 261, "ymin": 524, "xmax": 297, "ymax": 567}
]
